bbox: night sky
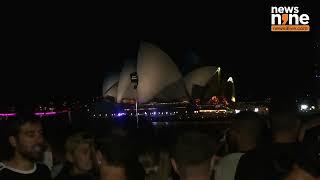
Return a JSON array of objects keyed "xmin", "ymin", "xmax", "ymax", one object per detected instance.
[{"xmin": 0, "ymin": 1, "xmax": 319, "ymax": 106}]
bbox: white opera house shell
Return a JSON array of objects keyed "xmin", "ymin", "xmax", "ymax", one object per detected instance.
[{"xmin": 102, "ymin": 42, "xmax": 233, "ymax": 104}]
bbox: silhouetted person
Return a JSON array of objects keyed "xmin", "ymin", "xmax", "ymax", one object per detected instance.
[
  {"xmin": 215, "ymin": 111, "xmax": 264, "ymax": 180},
  {"xmin": 54, "ymin": 132, "xmax": 95, "ymax": 180},
  {"xmin": 95, "ymin": 134, "xmax": 133, "ymax": 180},
  {"xmin": 138, "ymin": 145, "xmax": 171, "ymax": 180},
  {"xmin": 235, "ymin": 97, "xmax": 301, "ymax": 180},
  {"xmin": 170, "ymin": 131, "xmax": 215, "ymax": 180},
  {"xmin": 285, "ymin": 125, "xmax": 320, "ymax": 180},
  {"xmin": 0, "ymin": 112, "xmax": 51, "ymax": 180}
]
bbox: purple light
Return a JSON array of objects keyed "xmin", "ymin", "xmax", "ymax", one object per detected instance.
[
  {"xmin": 34, "ymin": 112, "xmax": 57, "ymax": 116},
  {"xmin": 0, "ymin": 113, "xmax": 16, "ymax": 117},
  {"xmin": 116, "ymin": 112, "xmax": 126, "ymax": 117}
]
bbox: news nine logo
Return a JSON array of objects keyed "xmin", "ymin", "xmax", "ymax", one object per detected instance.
[{"xmin": 271, "ymin": 6, "xmax": 310, "ymax": 32}]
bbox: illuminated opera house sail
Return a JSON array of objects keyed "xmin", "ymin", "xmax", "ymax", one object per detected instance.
[{"xmin": 102, "ymin": 42, "xmax": 235, "ymax": 105}]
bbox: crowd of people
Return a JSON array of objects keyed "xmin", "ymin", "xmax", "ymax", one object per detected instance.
[{"xmin": 0, "ymin": 98, "xmax": 319, "ymax": 180}]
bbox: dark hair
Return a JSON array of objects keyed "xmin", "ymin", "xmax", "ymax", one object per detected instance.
[
  {"xmin": 232, "ymin": 111, "xmax": 265, "ymax": 143},
  {"xmin": 7, "ymin": 111, "xmax": 42, "ymax": 137},
  {"xmin": 269, "ymin": 97, "xmax": 300, "ymax": 133},
  {"xmin": 3, "ymin": 111, "xmax": 42, "ymax": 160},
  {"xmin": 95, "ymin": 134, "xmax": 132, "ymax": 167},
  {"xmin": 170, "ymin": 131, "xmax": 214, "ymax": 167}
]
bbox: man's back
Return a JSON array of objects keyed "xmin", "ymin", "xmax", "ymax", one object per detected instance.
[{"xmin": 235, "ymin": 142, "xmax": 301, "ymax": 180}]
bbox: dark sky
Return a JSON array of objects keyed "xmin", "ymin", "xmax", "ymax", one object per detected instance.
[{"xmin": 0, "ymin": 1, "xmax": 319, "ymax": 105}]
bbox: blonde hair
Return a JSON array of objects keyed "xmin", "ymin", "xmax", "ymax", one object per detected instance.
[{"xmin": 65, "ymin": 132, "xmax": 93, "ymax": 154}]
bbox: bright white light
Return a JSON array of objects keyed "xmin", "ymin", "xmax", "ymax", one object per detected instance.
[
  {"xmin": 227, "ymin": 77, "xmax": 233, "ymax": 83},
  {"xmin": 311, "ymin": 106, "xmax": 315, "ymax": 110},
  {"xmin": 235, "ymin": 109, "xmax": 241, "ymax": 114},
  {"xmin": 231, "ymin": 97, "xmax": 236, "ymax": 102},
  {"xmin": 300, "ymin": 104, "xmax": 308, "ymax": 110},
  {"xmin": 254, "ymin": 108, "xmax": 259, "ymax": 112}
]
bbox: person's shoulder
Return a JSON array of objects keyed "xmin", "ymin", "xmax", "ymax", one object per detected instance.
[
  {"xmin": 53, "ymin": 165, "xmax": 71, "ymax": 180},
  {"xmin": 35, "ymin": 163, "xmax": 51, "ymax": 177},
  {"xmin": 36, "ymin": 163, "xmax": 50, "ymax": 171},
  {"xmin": 237, "ymin": 147, "xmax": 268, "ymax": 168},
  {"xmin": 0, "ymin": 163, "xmax": 12, "ymax": 178},
  {"xmin": 219, "ymin": 153, "xmax": 244, "ymax": 165},
  {"xmin": 0, "ymin": 162, "xmax": 4, "ymax": 170},
  {"xmin": 0, "ymin": 162, "xmax": 8, "ymax": 174},
  {"xmin": 240, "ymin": 148, "xmax": 259, "ymax": 160},
  {"xmin": 224, "ymin": 153, "xmax": 245, "ymax": 159}
]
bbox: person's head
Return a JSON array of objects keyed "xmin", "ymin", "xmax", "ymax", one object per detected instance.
[
  {"xmin": 7, "ymin": 112, "xmax": 45, "ymax": 162},
  {"xmin": 269, "ymin": 97, "xmax": 300, "ymax": 142},
  {"xmin": 65, "ymin": 132, "xmax": 94, "ymax": 174},
  {"xmin": 295, "ymin": 126, "xmax": 320, "ymax": 178},
  {"xmin": 138, "ymin": 146, "xmax": 160, "ymax": 175},
  {"xmin": 227, "ymin": 111, "xmax": 265, "ymax": 152},
  {"xmin": 170, "ymin": 131, "xmax": 215, "ymax": 180},
  {"xmin": 95, "ymin": 134, "xmax": 132, "ymax": 179}
]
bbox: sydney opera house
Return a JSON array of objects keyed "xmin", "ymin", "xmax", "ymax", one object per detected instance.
[
  {"xmin": 103, "ymin": 42, "xmax": 235, "ymax": 106},
  {"xmin": 99, "ymin": 42, "xmax": 236, "ymax": 118}
]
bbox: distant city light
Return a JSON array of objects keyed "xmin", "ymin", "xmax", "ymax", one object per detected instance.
[
  {"xmin": 116, "ymin": 112, "xmax": 126, "ymax": 117},
  {"xmin": 254, "ymin": 108, "xmax": 259, "ymax": 112},
  {"xmin": 235, "ymin": 109, "xmax": 241, "ymax": 114},
  {"xmin": 300, "ymin": 104, "xmax": 308, "ymax": 110}
]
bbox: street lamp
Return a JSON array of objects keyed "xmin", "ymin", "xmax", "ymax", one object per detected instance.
[
  {"xmin": 216, "ymin": 67, "xmax": 221, "ymax": 94},
  {"xmin": 227, "ymin": 77, "xmax": 236, "ymax": 103}
]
